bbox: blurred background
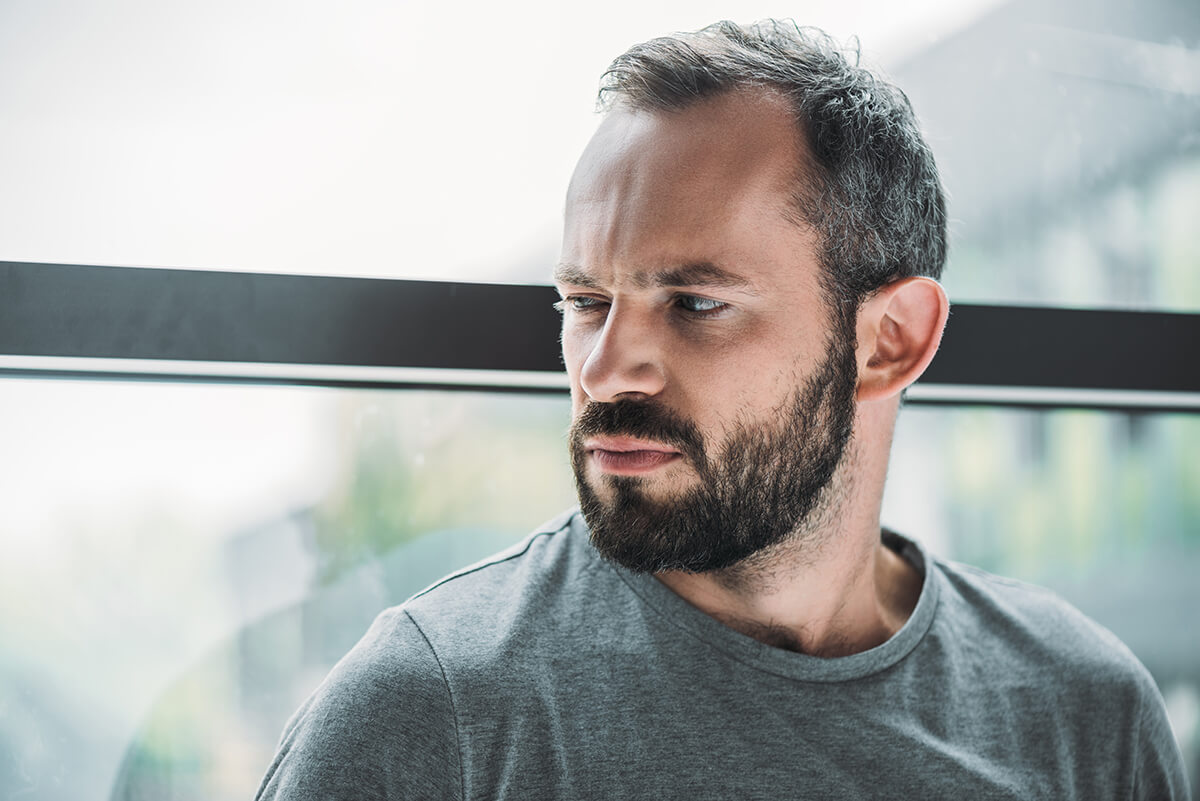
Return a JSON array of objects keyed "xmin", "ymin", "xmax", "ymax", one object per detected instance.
[{"xmin": 0, "ymin": 0, "xmax": 1197, "ymax": 798}]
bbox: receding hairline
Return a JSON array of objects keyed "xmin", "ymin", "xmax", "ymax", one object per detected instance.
[
  {"xmin": 595, "ymin": 85, "xmax": 828, "ymax": 237},
  {"xmin": 593, "ymin": 19, "xmax": 949, "ymax": 303}
]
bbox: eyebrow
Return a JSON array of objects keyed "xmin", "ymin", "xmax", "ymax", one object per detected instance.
[{"xmin": 553, "ymin": 262, "xmax": 759, "ymax": 293}]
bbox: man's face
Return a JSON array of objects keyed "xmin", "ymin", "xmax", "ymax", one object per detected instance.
[{"xmin": 557, "ymin": 90, "xmax": 859, "ymax": 574}]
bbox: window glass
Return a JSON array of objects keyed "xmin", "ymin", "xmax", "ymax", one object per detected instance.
[
  {"xmin": 0, "ymin": 379, "xmax": 576, "ymax": 800},
  {"xmin": 2, "ymin": 379, "xmax": 1197, "ymax": 798},
  {"xmin": 9, "ymin": 0, "xmax": 1197, "ymax": 313},
  {"xmin": 900, "ymin": 15, "xmax": 1200, "ymax": 312},
  {"xmin": 0, "ymin": 0, "xmax": 1006, "ymax": 284}
]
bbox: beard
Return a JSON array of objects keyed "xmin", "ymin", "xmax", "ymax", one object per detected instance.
[{"xmin": 569, "ymin": 329, "xmax": 858, "ymax": 574}]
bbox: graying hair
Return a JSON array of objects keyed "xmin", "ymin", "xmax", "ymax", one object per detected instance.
[{"xmin": 599, "ymin": 20, "xmax": 947, "ymax": 320}]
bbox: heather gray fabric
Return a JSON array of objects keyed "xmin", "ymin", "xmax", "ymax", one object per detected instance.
[{"xmin": 256, "ymin": 509, "xmax": 1190, "ymax": 800}]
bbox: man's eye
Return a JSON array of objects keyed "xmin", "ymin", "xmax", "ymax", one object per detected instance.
[
  {"xmin": 553, "ymin": 296, "xmax": 609, "ymax": 313},
  {"xmin": 676, "ymin": 295, "xmax": 728, "ymax": 315}
]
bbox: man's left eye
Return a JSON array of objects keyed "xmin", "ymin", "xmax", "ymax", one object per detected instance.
[{"xmin": 677, "ymin": 295, "xmax": 728, "ymax": 314}]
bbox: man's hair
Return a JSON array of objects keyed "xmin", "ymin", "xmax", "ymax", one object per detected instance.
[{"xmin": 599, "ymin": 20, "xmax": 947, "ymax": 317}]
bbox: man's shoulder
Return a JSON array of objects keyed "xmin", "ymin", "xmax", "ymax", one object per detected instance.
[
  {"xmin": 256, "ymin": 509, "xmax": 600, "ymax": 799},
  {"xmin": 931, "ymin": 554, "xmax": 1154, "ymax": 692},
  {"xmin": 282, "ymin": 508, "xmax": 595, "ymax": 698},
  {"xmin": 925, "ymin": 554, "xmax": 1189, "ymax": 797},
  {"xmin": 256, "ymin": 603, "xmax": 461, "ymax": 799},
  {"xmin": 395, "ymin": 508, "xmax": 609, "ymax": 665},
  {"xmin": 403, "ymin": 507, "xmax": 591, "ymax": 610},
  {"xmin": 408, "ymin": 507, "xmax": 583, "ymax": 594}
]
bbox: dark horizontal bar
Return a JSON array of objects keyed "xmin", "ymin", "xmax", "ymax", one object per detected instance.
[
  {"xmin": 925, "ymin": 303, "xmax": 1199, "ymax": 392},
  {"xmin": 0, "ymin": 261, "xmax": 563, "ymax": 372},
  {"xmin": 2, "ymin": 261, "xmax": 1198, "ymax": 395}
]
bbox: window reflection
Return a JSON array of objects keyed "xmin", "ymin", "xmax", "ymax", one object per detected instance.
[{"xmin": 0, "ymin": 380, "xmax": 575, "ymax": 800}]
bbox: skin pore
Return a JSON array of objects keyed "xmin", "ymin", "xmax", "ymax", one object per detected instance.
[{"xmin": 557, "ymin": 89, "xmax": 948, "ymax": 658}]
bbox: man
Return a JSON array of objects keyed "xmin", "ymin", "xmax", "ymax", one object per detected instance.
[{"xmin": 257, "ymin": 20, "xmax": 1189, "ymax": 799}]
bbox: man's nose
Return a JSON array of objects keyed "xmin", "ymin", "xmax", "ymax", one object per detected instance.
[{"xmin": 578, "ymin": 304, "xmax": 667, "ymax": 403}]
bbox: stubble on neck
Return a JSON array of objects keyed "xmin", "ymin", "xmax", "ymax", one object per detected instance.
[{"xmin": 691, "ymin": 430, "xmax": 860, "ymax": 597}]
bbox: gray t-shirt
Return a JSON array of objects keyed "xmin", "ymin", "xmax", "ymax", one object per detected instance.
[{"xmin": 256, "ymin": 509, "xmax": 1190, "ymax": 800}]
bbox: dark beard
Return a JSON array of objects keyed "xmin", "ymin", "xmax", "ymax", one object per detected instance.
[{"xmin": 569, "ymin": 330, "xmax": 858, "ymax": 574}]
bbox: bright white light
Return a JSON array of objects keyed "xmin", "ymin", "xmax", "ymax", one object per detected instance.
[
  {"xmin": 0, "ymin": 379, "xmax": 337, "ymax": 555},
  {"xmin": 0, "ymin": 0, "xmax": 1006, "ymax": 283}
]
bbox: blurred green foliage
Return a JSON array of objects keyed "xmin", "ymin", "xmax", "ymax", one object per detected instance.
[{"xmin": 310, "ymin": 392, "xmax": 576, "ymax": 584}]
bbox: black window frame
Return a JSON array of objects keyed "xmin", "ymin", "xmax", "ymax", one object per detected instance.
[{"xmin": 2, "ymin": 260, "xmax": 1198, "ymax": 413}]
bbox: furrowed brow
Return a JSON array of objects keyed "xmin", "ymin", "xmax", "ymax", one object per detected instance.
[
  {"xmin": 552, "ymin": 261, "xmax": 759, "ymax": 294},
  {"xmin": 552, "ymin": 263, "xmax": 599, "ymax": 289},
  {"xmin": 646, "ymin": 263, "xmax": 758, "ymax": 293}
]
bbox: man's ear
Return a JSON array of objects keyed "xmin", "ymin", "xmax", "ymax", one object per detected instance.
[{"xmin": 854, "ymin": 277, "xmax": 949, "ymax": 403}]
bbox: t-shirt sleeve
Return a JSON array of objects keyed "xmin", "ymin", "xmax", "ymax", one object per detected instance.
[
  {"xmin": 254, "ymin": 608, "xmax": 462, "ymax": 801},
  {"xmin": 1132, "ymin": 669, "xmax": 1192, "ymax": 801}
]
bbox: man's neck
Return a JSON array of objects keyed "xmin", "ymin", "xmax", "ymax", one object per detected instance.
[
  {"xmin": 652, "ymin": 400, "xmax": 918, "ymax": 657},
  {"xmin": 654, "ymin": 515, "xmax": 922, "ymax": 658}
]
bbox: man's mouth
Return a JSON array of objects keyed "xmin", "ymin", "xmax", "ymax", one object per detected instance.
[{"xmin": 584, "ymin": 437, "xmax": 683, "ymax": 476}]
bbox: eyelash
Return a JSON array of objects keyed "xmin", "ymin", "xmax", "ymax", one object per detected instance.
[
  {"xmin": 675, "ymin": 295, "xmax": 728, "ymax": 315},
  {"xmin": 553, "ymin": 295, "xmax": 729, "ymax": 318}
]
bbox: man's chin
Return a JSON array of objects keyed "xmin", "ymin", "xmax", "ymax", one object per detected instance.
[
  {"xmin": 575, "ymin": 477, "xmax": 718, "ymax": 573},
  {"xmin": 583, "ymin": 464, "xmax": 696, "ymax": 504}
]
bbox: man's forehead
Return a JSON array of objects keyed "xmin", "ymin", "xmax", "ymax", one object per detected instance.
[
  {"xmin": 566, "ymin": 90, "xmax": 804, "ymax": 210},
  {"xmin": 558, "ymin": 88, "xmax": 822, "ymax": 301}
]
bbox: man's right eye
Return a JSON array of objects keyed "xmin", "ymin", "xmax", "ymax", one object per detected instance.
[{"xmin": 553, "ymin": 296, "xmax": 609, "ymax": 313}]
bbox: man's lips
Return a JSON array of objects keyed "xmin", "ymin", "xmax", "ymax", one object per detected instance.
[
  {"xmin": 584, "ymin": 437, "xmax": 682, "ymax": 475},
  {"xmin": 584, "ymin": 436, "xmax": 679, "ymax": 454}
]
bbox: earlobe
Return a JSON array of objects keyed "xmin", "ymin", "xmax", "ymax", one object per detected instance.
[{"xmin": 855, "ymin": 277, "xmax": 949, "ymax": 403}]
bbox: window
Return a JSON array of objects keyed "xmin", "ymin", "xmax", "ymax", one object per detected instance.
[{"xmin": 3, "ymin": 0, "xmax": 1197, "ymax": 797}]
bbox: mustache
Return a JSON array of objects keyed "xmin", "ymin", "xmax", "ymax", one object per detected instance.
[{"xmin": 569, "ymin": 399, "xmax": 707, "ymax": 467}]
